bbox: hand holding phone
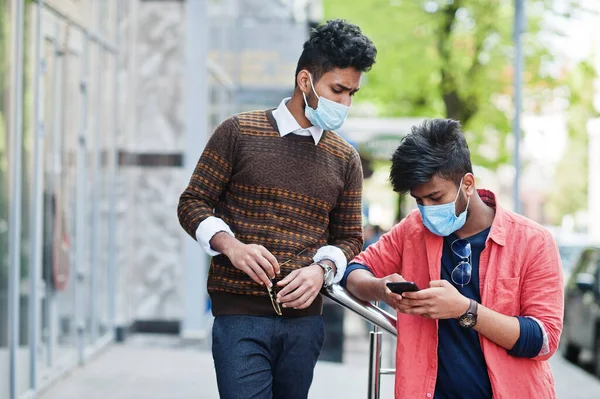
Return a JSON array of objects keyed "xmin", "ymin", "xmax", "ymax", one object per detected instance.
[{"xmin": 386, "ymin": 281, "xmax": 420, "ymax": 295}]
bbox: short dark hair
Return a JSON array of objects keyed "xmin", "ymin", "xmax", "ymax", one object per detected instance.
[
  {"xmin": 390, "ymin": 119, "xmax": 473, "ymax": 193},
  {"xmin": 295, "ymin": 19, "xmax": 377, "ymax": 85}
]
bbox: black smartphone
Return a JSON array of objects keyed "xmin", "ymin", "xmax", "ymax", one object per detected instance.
[{"xmin": 386, "ymin": 281, "xmax": 420, "ymax": 294}]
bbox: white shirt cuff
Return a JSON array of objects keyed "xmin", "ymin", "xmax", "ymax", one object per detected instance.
[
  {"xmin": 313, "ymin": 245, "xmax": 347, "ymax": 284},
  {"xmin": 195, "ymin": 216, "xmax": 234, "ymax": 257}
]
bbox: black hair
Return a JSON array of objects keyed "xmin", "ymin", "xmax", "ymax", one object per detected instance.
[
  {"xmin": 390, "ymin": 119, "xmax": 473, "ymax": 193},
  {"xmin": 295, "ymin": 19, "xmax": 377, "ymax": 85}
]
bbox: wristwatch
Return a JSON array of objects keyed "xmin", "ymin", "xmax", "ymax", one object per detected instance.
[
  {"xmin": 317, "ymin": 262, "xmax": 334, "ymax": 288},
  {"xmin": 458, "ymin": 299, "xmax": 478, "ymax": 329}
]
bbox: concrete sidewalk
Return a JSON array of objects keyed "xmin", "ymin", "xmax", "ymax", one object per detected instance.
[
  {"xmin": 39, "ymin": 344, "xmax": 396, "ymax": 399},
  {"xmin": 39, "ymin": 334, "xmax": 600, "ymax": 399},
  {"xmin": 37, "ymin": 331, "xmax": 391, "ymax": 399}
]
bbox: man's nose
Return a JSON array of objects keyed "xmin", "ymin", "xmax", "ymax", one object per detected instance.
[{"xmin": 340, "ymin": 96, "xmax": 352, "ymax": 107}]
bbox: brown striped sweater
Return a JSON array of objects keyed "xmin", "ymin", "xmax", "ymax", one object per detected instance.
[{"xmin": 177, "ymin": 110, "xmax": 364, "ymax": 317}]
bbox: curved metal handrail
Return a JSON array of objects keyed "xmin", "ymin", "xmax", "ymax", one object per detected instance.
[{"xmin": 323, "ymin": 284, "xmax": 397, "ymax": 336}]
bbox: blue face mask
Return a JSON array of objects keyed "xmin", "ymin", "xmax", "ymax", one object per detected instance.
[
  {"xmin": 303, "ymin": 74, "xmax": 350, "ymax": 131},
  {"xmin": 417, "ymin": 179, "xmax": 470, "ymax": 237}
]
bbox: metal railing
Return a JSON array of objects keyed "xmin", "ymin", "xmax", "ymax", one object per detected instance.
[{"xmin": 323, "ymin": 284, "xmax": 397, "ymax": 399}]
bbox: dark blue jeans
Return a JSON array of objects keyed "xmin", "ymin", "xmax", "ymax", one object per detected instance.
[{"xmin": 212, "ymin": 315, "xmax": 325, "ymax": 399}]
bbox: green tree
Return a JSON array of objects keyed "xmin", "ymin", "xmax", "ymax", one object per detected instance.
[
  {"xmin": 323, "ymin": 0, "xmax": 579, "ymax": 169},
  {"xmin": 545, "ymin": 60, "xmax": 597, "ymax": 225}
]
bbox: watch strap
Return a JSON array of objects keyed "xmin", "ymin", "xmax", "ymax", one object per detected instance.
[
  {"xmin": 317, "ymin": 262, "xmax": 334, "ymax": 287},
  {"xmin": 468, "ymin": 298, "xmax": 478, "ymax": 315}
]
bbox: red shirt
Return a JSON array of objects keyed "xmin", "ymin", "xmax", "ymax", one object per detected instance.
[{"xmin": 353, "ymin": 190, "xmax": 563, "ymax": 398}]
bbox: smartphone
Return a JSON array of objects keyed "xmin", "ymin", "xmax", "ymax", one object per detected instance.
[{"xmin": 386, "ymin": 281, "xmax": 420, "ymax": 295}]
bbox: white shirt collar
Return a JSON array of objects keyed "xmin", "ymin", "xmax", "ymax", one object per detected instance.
[{"xmin": 271, "ymin": 97, "xmax": 323, "ymax": 145}]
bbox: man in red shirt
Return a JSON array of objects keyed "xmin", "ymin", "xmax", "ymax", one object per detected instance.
[{"xmin": 342, "ymin": 119, "xmax": 563, "ymax": 398}]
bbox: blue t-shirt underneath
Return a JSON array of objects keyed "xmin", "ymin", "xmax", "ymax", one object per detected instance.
[{"xmin": 435, "ymin": 227, "xmax": 493, "ymax": 399}]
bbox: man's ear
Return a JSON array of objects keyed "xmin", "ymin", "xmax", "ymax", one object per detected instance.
[
  {"xmin": 463, "ymin": 173, "xmax": 476, "ymax": 195},
  {"xmin": 296, "ymin": 69, "xmax": 311, "ymax": 93}
]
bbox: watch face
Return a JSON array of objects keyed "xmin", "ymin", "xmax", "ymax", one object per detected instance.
[
  {"xmin": 459, "ymin": 313, "xmax": 477, "ymax": 328},
  {"xmin": 320, "ymin": 264, "xmax": 334, "ymax": 286}
]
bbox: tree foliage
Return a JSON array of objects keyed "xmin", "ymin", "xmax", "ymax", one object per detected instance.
[
  {"xmin": 544, "ymin": 60, "xmax": 598, "ymax": 226},
  {"xmin": 323, "ymin": 0, "xmax": 581, "ymax": 169}
]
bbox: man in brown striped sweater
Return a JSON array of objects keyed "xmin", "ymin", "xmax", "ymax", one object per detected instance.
[{"xmin": 178, "ymin": 19, "xmax": 376, "ymax": 399}]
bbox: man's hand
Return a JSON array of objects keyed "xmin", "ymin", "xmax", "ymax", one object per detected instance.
[
  {"xmin": 276, "ymin": 264, "xmax": 324, "ymax": 310},
  {"xmin": 217, "ymin": 236, "xmax": 279, "ymax": 287},
  {"xmin": 378, "ymin": 273, "xmax": 407, "ymax": 309},
  {"xmin": 397, "ymin": 280, "xmax": 470, "ymax": 319}
]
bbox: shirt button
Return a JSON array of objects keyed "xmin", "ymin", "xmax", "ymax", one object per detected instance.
[{"xmin": 426, "ymin": 394, "xmax": 432, "ymax": 398}]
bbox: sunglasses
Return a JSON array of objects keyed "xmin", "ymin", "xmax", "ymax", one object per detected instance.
[
  {"xmin": 450, "ymin": 238, "xmax": 472, "ymax": 287},
  {"xmin": 267, "ymin": 248, "xmax": 309, "ymax": 316}
]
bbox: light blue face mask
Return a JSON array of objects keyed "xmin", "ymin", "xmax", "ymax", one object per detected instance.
[
  {"xmin": 417, "ymin": 179, "xmax": 470, "ymax": 237},
  {"xmin": 303, "ymin": 74, "xmax": 350, "ymax": 131}
]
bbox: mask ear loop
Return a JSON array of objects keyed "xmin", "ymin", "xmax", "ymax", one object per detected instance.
[
  {"xmin": 454, "ymin": 177, "xmax": 465, "ymax": 202},
  {"xmin": 307, "ymin": 73, "xmax": 320, "ymax": 99},
  {"xmin": 302, "ymin": 73, "xmax": 320, "ymax": 110},
  {"xmin": 455, "ymin": 176, "xmax": 470, "ymax": 215},
  {"xmin": 463, "ymin": 195, "xmax": 471, "ymax": 214}
]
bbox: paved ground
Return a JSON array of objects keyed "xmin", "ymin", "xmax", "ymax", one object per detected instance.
[
  {"xmin": 38, "ymin": 339, "xmax": 394, "ymax": 399},
  {"xmin": 39, "ymin": 332, "xmax": 600, "ymax": 399}
]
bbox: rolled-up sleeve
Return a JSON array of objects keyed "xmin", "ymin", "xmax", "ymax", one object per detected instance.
[
  {"xmin": 340, "ymin": 263, "xmax": 373, "ymax": 288},
  {"xmin": 519, "ymin": 229, "xmax": 564, "ymax": 360},
  {"xmin": 507, "ymin": 316, "xmax": 545, "ymax": 358}
]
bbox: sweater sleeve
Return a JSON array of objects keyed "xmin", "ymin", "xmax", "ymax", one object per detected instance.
[
  {"xmin": 177, "ymin": 116, "xmax": 239, "ymax": 240},
  {"xmin": 326, "ymin": 150, "xmax": 364, "ymax": 264}
]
